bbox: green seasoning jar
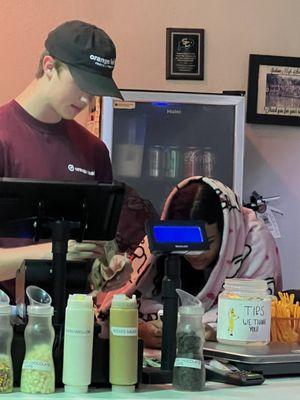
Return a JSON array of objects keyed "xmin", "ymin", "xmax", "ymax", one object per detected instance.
[
  {"xmin": 0, "ymin": 290, "xmax": 13, "ymax": 393},
  {"xmin": 173, "ymin": 290, "xmax": 206, "ymax": 392},
  {"xmin": 217, "ymin": 278, "xmax": 272, "ymax": 346}
]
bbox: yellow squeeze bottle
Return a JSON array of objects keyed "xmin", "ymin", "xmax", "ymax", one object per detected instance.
[{"xmin": 109, "ymin": 294, "xmax": 138, "ymax": 392}]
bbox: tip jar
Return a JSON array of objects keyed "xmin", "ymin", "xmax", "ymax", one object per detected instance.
[{"xmin": 217, "ymin": 278, "xmax": 272, "ymax": 346}]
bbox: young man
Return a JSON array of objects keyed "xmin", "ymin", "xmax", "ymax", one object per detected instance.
[{"xmin": 0, "ymin": 20, "xmax": 123, "ymax": 298}]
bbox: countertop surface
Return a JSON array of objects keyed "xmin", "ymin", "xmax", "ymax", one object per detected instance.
[{"xmin": 2, "ymin": 377, "xmax": 300, "ymax": 400}]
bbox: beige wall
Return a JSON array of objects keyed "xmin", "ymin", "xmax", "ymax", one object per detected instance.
[{"xmin": 1, "ymin": 0, "xmax": 300, "ymax": 288}]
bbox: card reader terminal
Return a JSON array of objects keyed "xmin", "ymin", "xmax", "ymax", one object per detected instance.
[{"xmin": 145, "ymin": 220, "xmax": 209, "ymax": 255}]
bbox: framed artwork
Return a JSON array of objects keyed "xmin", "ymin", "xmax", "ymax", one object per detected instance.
[
  {"xmin": 166, "ymin": 28, "xmax": 204, "ymax": 80},
  {"xmin": 246, "ymin": 54, "xmax": 300, "ymax": 126}
]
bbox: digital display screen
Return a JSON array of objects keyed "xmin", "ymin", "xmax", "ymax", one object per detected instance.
[{"xmin": 153, "ymin": 225, "xmax": 204, "ymax": 244}]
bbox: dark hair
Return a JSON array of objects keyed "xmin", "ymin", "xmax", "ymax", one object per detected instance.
[
  {"xmin": 152, "ymin": 179, "xmax": 224, "ymax": 296},
  {"xmin": 35, "ymin": 50, "xmax": 65, "ymax": 79},
  {"xmin": 167, "ymin": 179, "xmax": 224, "ymax": 232}
]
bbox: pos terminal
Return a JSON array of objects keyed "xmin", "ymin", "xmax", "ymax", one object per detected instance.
[
  {"xmin": 143, "ymin": 220, "xmax": 209, "ymax": 383},
  {"xmin": 0, "ymin": 177, "xmax": 125, "ymax": 386}
]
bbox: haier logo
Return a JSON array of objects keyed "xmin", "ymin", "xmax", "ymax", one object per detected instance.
[{"xmin": 167, "ymin": 109, "xmax": 181, "ymax": 114}]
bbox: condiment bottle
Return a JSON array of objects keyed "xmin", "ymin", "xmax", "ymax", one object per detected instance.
[
  {"xmin": 173, "ymin": 289, "xmax": 206, "ymax": 391},
  {"xmin": 109, "ymin": 294, "xmax": 138, "ymax": 392},
  {"xmin": 217, "ymin": 278, "xmax": 272, "ymax": 346},
  {"xmin": 62, "ymin": 294, "xmax": 94, "ymax": 393},
  {"xmin": 20, "ymin": 286, "xmax": 55, "ymax": 394},
  {"xmin": 0, "ymin": 290, "xmax": 13, "ymax": 393}
]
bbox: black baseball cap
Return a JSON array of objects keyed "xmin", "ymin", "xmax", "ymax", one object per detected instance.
[{"xmin": 45, "ymin": 20, "xmax": 123, "ymax": 99}]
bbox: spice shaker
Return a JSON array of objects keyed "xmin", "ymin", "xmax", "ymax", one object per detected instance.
[
  {"xmin": 20, "ymin": 286, "xmax": 55, "ymax": 394},
  {"xmin": 217, "ymin": 278, "xmax": 272, "ymax": 346},
  {"xmin": 173, "ymin": 289, "xmax": 206, "ymax": 391},
  {"xmin": 109, "ymin": 294, "xmax": 138, "ymax": 392},
  {"xmin": 0, "ymin": 290, "xmax": 13, "ymax": 393},
  {"xmin": 63, "ymin": 294, "xmax": 94, "ymax": 393}
]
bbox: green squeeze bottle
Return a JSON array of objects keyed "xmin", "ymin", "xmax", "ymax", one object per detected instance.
[{"xmin": 109, "ymin": 294, "xmax": 138, "ymax": 392}]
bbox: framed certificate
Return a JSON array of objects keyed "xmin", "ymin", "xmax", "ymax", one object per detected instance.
[
  {"xmin": 246, "ymin": 54, "xmax": 300, "ymax": 126},
  {"xmin": 166, "ymin": 28, "xmax": 205, "ymax": 80}
]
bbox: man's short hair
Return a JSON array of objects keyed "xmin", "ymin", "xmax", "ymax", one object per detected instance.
[{"xmin": 35, "ymin": 50, "xmax": 65, "ymax": 79}]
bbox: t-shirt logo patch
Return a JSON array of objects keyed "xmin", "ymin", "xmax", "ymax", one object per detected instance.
[{"xmin": 68, "ymin": 164, "xmax": 95, "ymax": 176}]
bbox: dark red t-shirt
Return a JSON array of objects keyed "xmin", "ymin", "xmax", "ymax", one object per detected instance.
[{"xmin": 0, "ymin": 100, "xmax": 113, "ymax": 300}]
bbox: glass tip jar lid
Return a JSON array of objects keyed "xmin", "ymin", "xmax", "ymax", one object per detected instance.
[
  {"xmin": 26, "ymin": 285, "xmax": 54, "ymax": 316},
  {"xmin": 223, "ymin": 278, "xmax": 268, "ymax": 295},
  {"xmin": 0, "ymin": 289, "xmax": 11, "ymax": 314}
]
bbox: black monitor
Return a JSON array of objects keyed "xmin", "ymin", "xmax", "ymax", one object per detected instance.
[
  {"xmin": 0, "ymin": 178, "xmax": 124, "ymax": 241},
  {"xmin": 0, "ymin": 178, "xmax": 125, "ymax": 324}
]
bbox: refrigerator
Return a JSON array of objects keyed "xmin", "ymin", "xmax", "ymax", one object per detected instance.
[{"xmin": 101, "ymin": 90, "xmax": 245, "ymax": 214}]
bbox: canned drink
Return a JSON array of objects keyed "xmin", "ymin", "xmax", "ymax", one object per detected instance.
[
  {"xmin": 148, "ymin": 145, "xmax": 164, "ymax": 177},
  {"xmin": 164, "ymin": 146, "xmax": 181, "ymax": 178},
  {"xmin": 202, "ymin": 147, "xmax": 216, "ymax": 177},
  {"xmin": 183, "ymin": 147, "xmax": 202, "ymax": 177}
]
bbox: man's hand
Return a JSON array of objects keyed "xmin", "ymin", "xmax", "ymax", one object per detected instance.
[
  {"xmin": 138, "ymin": 319, "xmax": 162, "ymax": 349},
  {"xmin": 67, "ymin": 240, "xmax": 106, "ymax": 261},
  {"xmin": 102, "ymin": 255, "xmax": 132, "ymax": 291}
]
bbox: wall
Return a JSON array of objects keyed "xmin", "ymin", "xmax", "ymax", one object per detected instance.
[{"xmin": 0, "ymin": 0, "xmax": 299, "ymax": 289}]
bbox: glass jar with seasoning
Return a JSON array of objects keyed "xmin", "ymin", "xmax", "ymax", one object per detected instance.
[
  {"xmin": 20, "ymin": 286, "xmax": 55, "ymax": 394},
  {"xmin": 173, "ymin": 289, "xmax": 206, "ymax": 391},
  {"xmin": 217, "ymin": 278, "xmax": 272, "ymax": 346},
  {"xmin": 0, "ymin": 290, "xmax": 13, "ymax": 393}
]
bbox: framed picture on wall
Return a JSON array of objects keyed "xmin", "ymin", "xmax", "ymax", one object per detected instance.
[
  {"xmin": 246, "ymin": 54, "xmax": 300, "ymax": 126},
  {"xmin": 166, "ymin": 28, "xmax": 204, "ymax": 80}
]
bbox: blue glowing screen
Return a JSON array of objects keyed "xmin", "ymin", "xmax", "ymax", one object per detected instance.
[{"xmin": 153, "ymin": 225, "xmax": 204, "ymax": 243}]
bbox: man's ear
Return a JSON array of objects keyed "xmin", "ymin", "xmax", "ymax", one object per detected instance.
[{"xmin": 43, "ymin": 55, "xmax": 55, "ymax": 79}]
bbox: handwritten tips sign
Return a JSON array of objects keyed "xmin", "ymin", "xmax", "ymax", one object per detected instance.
[{"xmin": 217, "ymin": 298, "xmax": 271, "ymax": 343}]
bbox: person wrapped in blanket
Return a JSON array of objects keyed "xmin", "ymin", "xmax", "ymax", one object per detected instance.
[{"xmin": 93, "ymin": 177, "xmax": 282, "ymax": 348}]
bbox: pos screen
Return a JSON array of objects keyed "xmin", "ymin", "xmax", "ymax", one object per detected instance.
[{"xmin": 146, "ymin": 220, "xmax": 209, "ymax": 255}]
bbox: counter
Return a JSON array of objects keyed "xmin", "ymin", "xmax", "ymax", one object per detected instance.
[{"xmin": 1, "ymin": 377, "xmax": 300, "ymax": 400}]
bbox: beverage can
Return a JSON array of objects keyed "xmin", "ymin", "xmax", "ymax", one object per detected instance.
[
  {"xmin": 164, "ymin": 146, "xmax": 181, "ymax": 178},
  {"xmin": 148, "ymin": 145, "xmax": 164, "ymax": 178},
  {"xmin": 183, "ymin": 147, "xmax": 202, "ymax": 178},
  {"xmin": 202, "ymin": 147, "xmax": 216, "ymax": 178}
]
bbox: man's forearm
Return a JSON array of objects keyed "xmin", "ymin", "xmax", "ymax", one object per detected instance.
[{"xmin": 0, "ymin": 242, "xmax": 52, "ymax": 280}]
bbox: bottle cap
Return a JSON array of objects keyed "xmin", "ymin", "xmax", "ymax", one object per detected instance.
[
  {"xmin": 176, "ymin": 289, "xmax": 204, "ymax": 316},
  {"xmin": 67, "ymin": 294, "xmax": 93, "ymax": 310},
  {"xmin": 111, "ymin": 384, "xmax": 135, "ymax": 392},
  {"xmin": 111, "ymin": 294, "xmax": 137, "ymax": 309},
  {"xmin": 26, "ymin": 285, "xmax": 54, "ymax": 316},
  {"xmin": 64, "ymin": 384, "xmax": 88, "ymax": 394}
]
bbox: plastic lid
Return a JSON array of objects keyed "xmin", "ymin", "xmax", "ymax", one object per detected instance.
[
  {"xmin": 67, "ymin": 294, "xmax": 93, "ymax": 310},
  {"xmin": 64, "ymin": 384, "xmax": 88, "ymax": 394},
  {"xmin": 111, "ymin": 294, "xmax": 137, "ymax": 309},
  {"xmin": 0, "ymin": 289, "xmax": 11, "ymax": 315},
  {"xmin": 26, "ymin": 285, "xmax": 53, "ymax": 316},
  {"xmin": 111, "ymin": 384, "xmax": 135, "ymax": 393},
  {"xmin": 176, "ymin": 289, "xmax": 204, "ymax": 316},
  {"xmin": 224, "ymin": 278, "xmax": 268, "ymax": 294}
]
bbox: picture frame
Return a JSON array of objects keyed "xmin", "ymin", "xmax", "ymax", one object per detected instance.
[
  {"xmin": 166, "ymin": 28, "xmax": 204, "ymax": 80},
  {"xmin": 246, "ymin": 54, "xmax": 300, "ymax": 126}
]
